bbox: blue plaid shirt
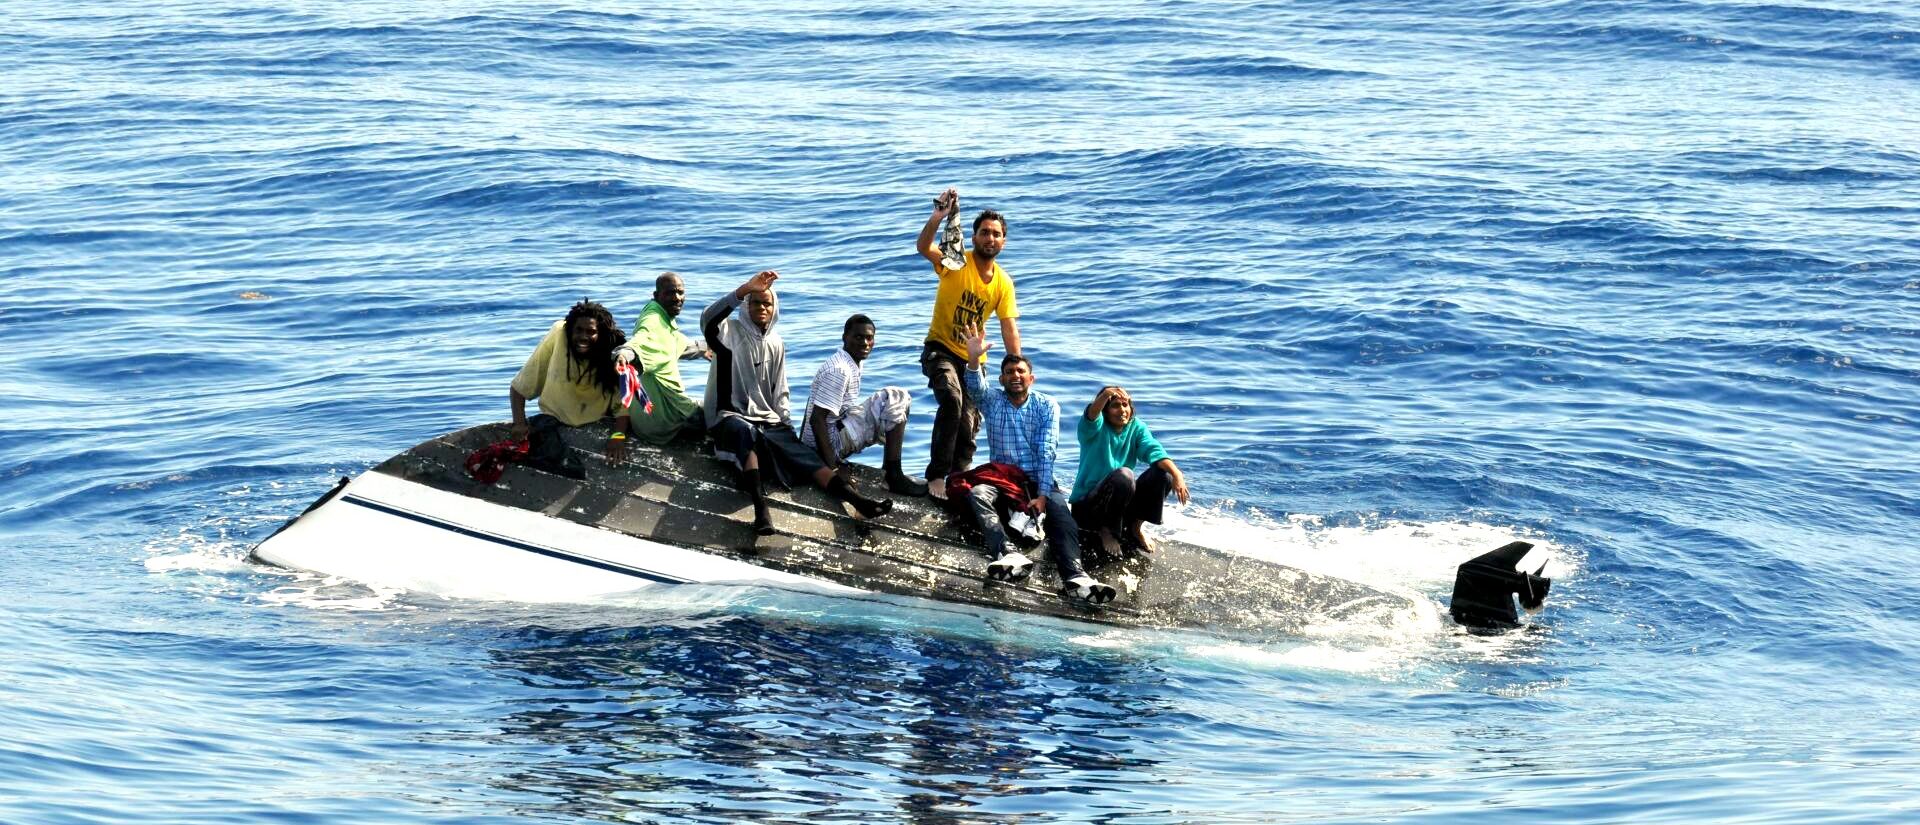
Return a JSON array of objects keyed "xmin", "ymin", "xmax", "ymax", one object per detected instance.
[{"xmin": 963, "ymin": 366, "xmax": 1059, "ymax": 494}]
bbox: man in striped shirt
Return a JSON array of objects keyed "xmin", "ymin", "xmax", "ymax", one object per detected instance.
[
  {"xmin": 802, "ymin": 314, "xmax": 927, "ymax": 496},
  {"xmin": 960, "ymin": 327, "xmax": 1116, "ymax": 604}
]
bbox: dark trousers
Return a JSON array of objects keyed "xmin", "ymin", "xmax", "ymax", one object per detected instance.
[
  {"xmin": 713, "ymin": 417, "xmax": 826, "ymax": 487},
  {"xmin": 1070, "ymin": 466, "xmax": 1172, "ymax": 535},
  {"xmin": 968, "ymin": 486, "xmax": 1087, "ymax": 582},
  {"xmin": 920, "ymin": 343, "xmax": 978, "ymax": 483},
  {"xmin": 525, "ymin": 414, "xmax": 585, "ymax": 479}
]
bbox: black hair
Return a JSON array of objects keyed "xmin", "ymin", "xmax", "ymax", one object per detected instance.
[
  {"xmin": 973, "ymin": 209, "xmax": 1006, "ymax": 234},
  {"xmin": 653, "ymin": 272, "xmax": 681, "ymax": 292},
  {"xmin": 843, "ymin": 313, "xmax": 875, "ymax": 336},
  {"xmin": 563, "ymin": 298, "xmax": 627, "ymax": 397},
  {"xmin": 1000, "ymin": 353, "xmax": 1032, "ymax": 373}
]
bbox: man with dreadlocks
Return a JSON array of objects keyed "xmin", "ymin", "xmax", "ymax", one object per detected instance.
[
  {"xmin": 702, "ymin": 270, "xmax": 893, "ymax": 536},
  {"xmin": 509, "ymin": 299, "xmax": 634, "ymax": 476}
]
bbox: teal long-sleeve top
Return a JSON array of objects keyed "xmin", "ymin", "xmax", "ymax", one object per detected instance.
[{"xmin": 1069, "ymin": 414, "xmax": 1171, "ymax": 503}]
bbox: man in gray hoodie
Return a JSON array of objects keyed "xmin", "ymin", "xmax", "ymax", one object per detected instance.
[{"xmin": 702, "ymin": 270, "xmax": 893, "ymax": 535}]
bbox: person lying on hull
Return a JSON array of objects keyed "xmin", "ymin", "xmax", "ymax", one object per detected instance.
[
  {"xmin": 1069, "ymin": 385, "xmax": 1190, "ymax": 560},
  {"xmin": 802, "ymin": 314, "xmax": 929, "ymax": 497},
  {"xmin": 701, "ymin": 270, "xmax": 894, "ymax": 536},
  {"xmin": 509, "ymin": 299, "xmax": 635, "ymax": 478},
  {"xmin": 956, "ymin": 326, "xmax": 1116, "ymax": 604},
  {"xmin": 613, "ymin": 271, "xmax": 710, "ymax": 446}
]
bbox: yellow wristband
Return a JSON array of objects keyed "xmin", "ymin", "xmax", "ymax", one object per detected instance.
[{"xmin": 609, "ymin": 432, "xmax": 626, "ymax": 440}]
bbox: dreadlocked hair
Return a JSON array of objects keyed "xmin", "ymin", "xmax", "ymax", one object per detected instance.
[{"xmin": 563, "ymin": 298, "xmax": 628, "ymax": 397}]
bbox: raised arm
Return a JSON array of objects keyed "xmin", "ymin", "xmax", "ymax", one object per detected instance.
[
  {"xmin": 1085, "ymin": 386, "xmax": 1127, "ymax": 421},
  {"xmin": 703, "ymin": 270, "xmax": 779, "ymax": 350},
  {"xmin": 701, "ymin": 291, "xmax": 739, "ymax": 351},
  {"xmin": 917, "ymin": 188, "xmax": 958, "ymax": 267},
  {"xmin": 960, "ymin": 322, "xmax": 995, "ymax": 405}
]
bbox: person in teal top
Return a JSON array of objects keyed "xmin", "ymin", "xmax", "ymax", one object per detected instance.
[{"xmin": 1069, "ymin": 385, "xmax": 1190, "ymax": 556}]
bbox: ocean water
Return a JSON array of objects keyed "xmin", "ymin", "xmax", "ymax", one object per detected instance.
[{"xmin": 4, "ymin": 0, "xmax": 1918, "ymax": 821}]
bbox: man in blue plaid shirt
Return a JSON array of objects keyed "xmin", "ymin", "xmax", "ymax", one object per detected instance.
[{"xmin": 962, "ymin": 327, "xmax": 1116, "ymax": 604}]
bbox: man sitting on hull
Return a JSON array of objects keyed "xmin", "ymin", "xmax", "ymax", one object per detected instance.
[
  {"xmin": 509, "ymin": 299, "xmax": 633, "ymax": 477},
  {"xmin": 956, "ymin": 326, "xmax": 1116, "ymax": 604},
  {"xmin": 802, "ymin": 314, "xmax": 929, "ymax": 497},
  {"xmin": 702, "ymin": 270, "xmax": 893, "ymax": 536},
  {"xmin": 614, "ymin": 272, "xmax": 710, "ymax": 445}
]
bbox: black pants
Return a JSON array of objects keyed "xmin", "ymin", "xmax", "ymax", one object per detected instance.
[
  {"xmin": 713, "ymin": 417, "xmax": 826, "ymax": 487},
  {"xmin": 920, "ymin": 343, "xmax": 979, "ymax": 483},
  {"xmin": 1070, "ymin": 465, "xmax": 1172, "ymax": 536},
  {"xmin": 525, "ymin": 413, "xmax": 585, "ymax": 479}
]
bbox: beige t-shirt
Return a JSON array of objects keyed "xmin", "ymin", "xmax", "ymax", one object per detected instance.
[{"xmin": 510, "ymin": 320, "xmax": 622, "ymax": 427}]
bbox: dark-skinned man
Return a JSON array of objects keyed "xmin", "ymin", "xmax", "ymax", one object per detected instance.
[
  {"xmin": 702, "ymin": 270, "xmax": 893, "ymax": 535},
  {"xmin": 613, "ymin": 272, "xmax": 710, "ymax": 445},
  {"xmin": 802, "ymin": 314, "xmax": 928, "ymax": 497},
  {"xmin": 509, "ymin": 299, "xmax": 632, "ymax": 477}
]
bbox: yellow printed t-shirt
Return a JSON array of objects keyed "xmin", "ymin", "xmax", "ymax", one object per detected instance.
[
  {"xmin": 510, "ymin": 320, "xmax": 624, "ymax": 427},
  {"xmin": 925, "ymin": 250, "xmax": 1019, "ymax": 361}
]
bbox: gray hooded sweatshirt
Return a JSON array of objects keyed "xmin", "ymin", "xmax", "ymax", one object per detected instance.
[{"xmin": 701, "ymin": 289, "xmax": 789, "ymax": 429}]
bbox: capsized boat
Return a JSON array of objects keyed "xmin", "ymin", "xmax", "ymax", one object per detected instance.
[{"xmin": 252, "ymin": 422, "xmax": 1531, "ymax": 639}]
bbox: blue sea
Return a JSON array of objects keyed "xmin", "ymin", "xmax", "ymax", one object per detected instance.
[{"xmin": 4, "ymin": 0, "xmax": 1918, "ymax": 822}]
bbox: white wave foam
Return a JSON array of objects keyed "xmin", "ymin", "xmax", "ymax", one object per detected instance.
[
  {"xmin": 1135, "ymin": 503, "xmax": 1577, "ymax": 672},
  {"xmin": 258, "ymin": 571, "xmax": 410, "ymax": 612},
  {"xmin": 143, "ymin": 527, "xmax": 253, "ymax": 574},
  {"xmin": 1152, "ymin": 502, "xmax": 1573, "ymax": 590}
]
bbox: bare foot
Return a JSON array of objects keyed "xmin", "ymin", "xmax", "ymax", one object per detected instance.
[{"xmin": 1125, "ymin": 523, "xmax": 1155, "ymax": 554}]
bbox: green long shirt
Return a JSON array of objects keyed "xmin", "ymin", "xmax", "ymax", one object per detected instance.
[{"xmin": 627, "ymin": 300, "xmax": 705, "ymax": 445}]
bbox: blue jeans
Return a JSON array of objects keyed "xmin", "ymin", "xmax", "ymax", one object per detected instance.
[{"xmin": 967, "ymin": 486, "xmax": 1086, "ymax": 581}]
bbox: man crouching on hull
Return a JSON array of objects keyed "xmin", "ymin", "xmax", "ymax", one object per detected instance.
[
  {"xmin": 702, "ymin": 270, "xmax": 893, "ymax": 536},
  {"xmin": 803, "ymin": 314, "xmax": 929, "ymax": 497},
  {"xmin": 957, "ymin": 326, "xmax": 1116, "ymax": 604},
  {"xmin": 509, "ymin": 299, "xmax": 634, "ymax": 477},
  {"xmin": 613, "ymin": 272, "xmax": 709, "ymax": 445}
]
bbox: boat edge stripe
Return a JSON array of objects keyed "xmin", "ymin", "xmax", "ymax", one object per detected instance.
[{"xmin": 338, "ymin": 494, "xmax": 691, "ymax": 586}]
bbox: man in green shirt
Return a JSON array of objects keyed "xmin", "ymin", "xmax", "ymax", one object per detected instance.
[{"xmin": 615, "ymin": 272, "xmax": 710, "ymax": 445}]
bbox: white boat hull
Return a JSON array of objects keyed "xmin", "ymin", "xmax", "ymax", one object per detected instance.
[{"xmin": 255, "ymin": 471, "xmax": 857, "ymax": 602}]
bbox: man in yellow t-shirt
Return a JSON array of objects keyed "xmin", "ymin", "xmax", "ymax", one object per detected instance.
[
  {"xmin": 509, "ymin": 299, "xmax": 633, "ymax": 476},
  {"xmin": 915, "ymin": 187, "xmax": 1021, "ymax": 497}
]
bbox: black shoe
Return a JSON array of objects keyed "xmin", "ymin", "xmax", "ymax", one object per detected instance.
[
  {"xmin": 886, "ymin": 471, "xmax": 929, "ymax": 497},
  {"xmin": 852, "ymin": 496, "xmax": 893, "ymax": 519}
]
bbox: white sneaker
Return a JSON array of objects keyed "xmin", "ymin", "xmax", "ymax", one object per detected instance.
[
  {"xmin": 1064, "ymin": 575, "xmax": 1117, "ymax": 605},
  {"xmin": 986, "ymin": 552, "xmax": 1034, "ymax": 583}
]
